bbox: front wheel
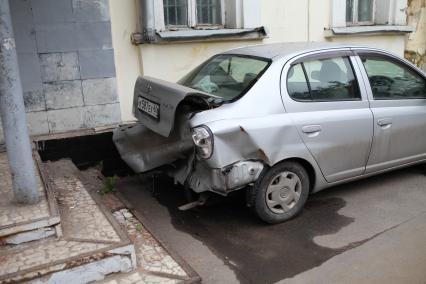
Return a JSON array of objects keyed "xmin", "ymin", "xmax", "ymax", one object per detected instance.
[{"xmin": 252, "ymin": 161, "xmax": 310, "ymax": 224}]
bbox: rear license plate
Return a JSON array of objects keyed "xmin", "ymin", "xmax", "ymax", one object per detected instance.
[{"xmin": 137, "ymin": 97, "xmax": 160, "ymax": 120}]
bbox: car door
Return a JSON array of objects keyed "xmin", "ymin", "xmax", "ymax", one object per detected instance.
[
  {"xmin": 282, "ymin": 51, "xmax": 373, "ymax": 183},
  {"xmin": 354, "ymin": 51, "xmax": 426, "ymax": 173}
]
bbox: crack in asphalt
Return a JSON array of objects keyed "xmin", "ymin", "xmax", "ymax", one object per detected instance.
[{"xmin": 338, "ymin": 210, "xmax": 426, "ymax": 251}]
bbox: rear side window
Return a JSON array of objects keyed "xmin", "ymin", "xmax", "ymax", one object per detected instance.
[
  {"xmin": 287, "ymin": 63, "xmax": 311, "ymax": 101},
  {"xmin": 287, "ymin": 56, "xmax": 361, "ymax": 102},
  {"xmin": 179, "ymin": 54, "xmax": 270, "ymax": 102},
  {"xmin": 360, "ymin": 55, "xmax": 426, "ymax": 99}
]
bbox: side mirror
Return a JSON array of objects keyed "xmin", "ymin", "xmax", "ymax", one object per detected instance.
[{"xmin": 311, "ymin": 70, "xmax": 320, "ymax": 80}]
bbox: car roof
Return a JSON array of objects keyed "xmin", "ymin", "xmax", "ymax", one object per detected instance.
[{"xmin": 222, "ymin": 42, "xmax": 367, "ymax": 60}]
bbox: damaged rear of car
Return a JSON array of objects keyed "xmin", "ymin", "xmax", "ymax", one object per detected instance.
[
  {"xmin": 114, "ymin": 53, "xmax": 271, "ymax": 181},
  {"xmin": 114, "ymin": 55, "xmax": 274, "ymax": 186},
  {"xmin": 114, "ymin": 48, "xmax": 318, "ymax": 224}
]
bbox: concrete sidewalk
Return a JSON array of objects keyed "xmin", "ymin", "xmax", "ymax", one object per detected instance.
[{"xmin": 281, "ymin": 212, "xmax": 426, "ymax": 284}]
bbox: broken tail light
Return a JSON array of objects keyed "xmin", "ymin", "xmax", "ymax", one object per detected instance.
[{"xmin": 191, "ymin": 126, "xmax": 213, "ymax": 159}]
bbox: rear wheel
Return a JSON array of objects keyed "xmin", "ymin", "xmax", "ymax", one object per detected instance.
[{"xmin": 252, "ymin": 161, "xmax": 310, "ymax": 224}]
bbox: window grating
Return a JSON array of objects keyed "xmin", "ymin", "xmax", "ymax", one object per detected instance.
[
  {"xmin": 346, "ymin": 0, "xmax": 374, "ymax": 25},
  {"xmin": 357, "ymin": 0, "xmax": 373, "ymax": 22},
  {"xmin": 196, "ymin": 0, "xmax": 222, "ymax": 25},
  {"xmin": 163, "ymin": 0, "xmax": 188, "ymax": 27}
]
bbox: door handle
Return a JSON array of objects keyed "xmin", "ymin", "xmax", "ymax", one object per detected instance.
[
  {"xmin": 377, "ymin": 118, "xmax": 392, "ymax": 127},
  {"xmin": 302, "ymin": 125, "xmax": 322, "ymax": 134}
]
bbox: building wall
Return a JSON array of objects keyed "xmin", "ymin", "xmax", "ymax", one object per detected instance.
[
  {"xmin": 110, "ymin": 0, "xmax": 142, "ymax": 125},
  {"xmin": 8, "ymin": 0, "xmax": 121, "ymax": 137},
  {"xmin": 405, "ymin": 0, "xmax": 426, "ymax": 70},
  {"xmin": 0, "ymin": 0, "xmax": 414, "ymax": 143},
  {"xmin": 110, "ymin": 0, "xmax": 409, "ymax": 122}
]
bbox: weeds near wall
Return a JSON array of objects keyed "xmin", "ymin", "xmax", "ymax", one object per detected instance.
[{"xmin": 100, "ymin": 175, "xmax": 119, "ymax": 195}]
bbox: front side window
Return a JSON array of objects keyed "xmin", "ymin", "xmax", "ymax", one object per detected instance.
[
  {"xmin": 287, "ymin": 56, "xmax": 361, "ymax": 102},
  {"xmin": 360, "ymin": 55, "xmax": 426, "ymax": 99},
  {"xmin": 179, "ymin": 55, "xmax": 270, "ymax": 102},
  {"xmin": 346, "ymin": 0, "xmax": 374, "ymax": 25}
]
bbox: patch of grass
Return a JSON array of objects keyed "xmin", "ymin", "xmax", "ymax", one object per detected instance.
[
  {"xmin": 100, "ymin": 175, "xmax": 119, "ymax": 195},
  {"xmin": 135, "ymin": 223, "xmax": 142, "ymax": 232}
]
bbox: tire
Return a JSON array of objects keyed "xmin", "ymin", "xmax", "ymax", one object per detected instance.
[{"xmin": 252, "ymin": 161, "xmax": 310, "ymax": 224}]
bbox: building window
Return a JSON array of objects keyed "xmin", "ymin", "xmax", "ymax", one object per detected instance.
[
  {"xmin": 196, "ymin": 0, "xmax": 222, "ymax": 25},
  {"xmin": 330, "ymin": 0, "xmax": 409, "ymax": 32},
  {"xmin": 346, "ymin": 0, "xmax": 375, "ymax": 25},
  {"xmin": 134, "ymin": 0, "xmax": 264, "ymax": 44},
  {"xmin": 162, "ymin": 0, "xmax": 224, "ymax": 29},
  {"xmin": 164, "ymin": 0, "xmax": 188, "ymax": 27}
]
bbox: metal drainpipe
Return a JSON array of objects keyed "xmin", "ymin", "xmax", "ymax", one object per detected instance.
[
  {"xmin": 0, "ymin": 0, "xmax": 38, "ymax": 204},
  {"xmin": 307, "ymin": 0, "xmax": 310, "ymax": 42},
  {"xmin": 139, "ymin": 0, "xmax": 156, "ymax": 43}
]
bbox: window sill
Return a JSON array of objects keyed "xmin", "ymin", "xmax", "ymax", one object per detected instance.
[
  {"xmin": 131, "ymin": 27, "xmax": 268, "ymax": 45},
  {"xmin": 324, "ymin": 25, "xmax": 414, "ymax": 37}
]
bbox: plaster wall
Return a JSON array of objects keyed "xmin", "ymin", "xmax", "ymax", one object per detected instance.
[{"xmin": 405, "ymin": 0, "xmax": 426, "ymax": 70}]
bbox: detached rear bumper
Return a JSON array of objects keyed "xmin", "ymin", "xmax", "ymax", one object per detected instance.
[{"xmin": 113, "ymin": 123, "xmax": 193, "ymax": 173}]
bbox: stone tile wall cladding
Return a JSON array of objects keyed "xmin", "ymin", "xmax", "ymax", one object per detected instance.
[{"xmin": 7, "ymin": 0, "xmax": 121, "ymax": 138}]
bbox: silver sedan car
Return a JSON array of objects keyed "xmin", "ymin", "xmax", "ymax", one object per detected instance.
[{"xmin": 114, "ymin": 42, "xmax": 426, "ymax": 224}]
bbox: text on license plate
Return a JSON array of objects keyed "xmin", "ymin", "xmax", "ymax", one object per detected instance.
[{"xmin": 137, "ymin": 97, "xmax": 159, "ymax": 120}]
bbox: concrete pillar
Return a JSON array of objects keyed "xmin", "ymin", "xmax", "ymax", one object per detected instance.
[{"xmin": 0, "ymin": 0, "xmax": 38, "ymax": 204}]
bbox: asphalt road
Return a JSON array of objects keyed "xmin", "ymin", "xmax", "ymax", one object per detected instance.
[{"xmin": 117, "ymin": 165, "xmax": 426, "ymax": 284}]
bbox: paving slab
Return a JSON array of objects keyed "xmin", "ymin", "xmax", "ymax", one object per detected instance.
[
  {"xmin": 101, "ymin": 271, "xmax": 182, "ymax": 284},
  {"xmin": 113, "ymin": 209, "xmax": 187, "ymax": 277},
  {"xmin": 0, "ymin": 238, "xmax": 109, "ymax": 277},
  {"xmin": 49, "ymin": 167, "xmax": 121, "ymax": 243}
]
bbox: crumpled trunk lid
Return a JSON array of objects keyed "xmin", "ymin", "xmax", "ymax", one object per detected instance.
[
  {"xmin": 132, "ymin": 76, "xmax": 217, "ymax": 137},
  {"xmin": 114, "ymin": 76, "xmax": 219, "ymax": 173}
]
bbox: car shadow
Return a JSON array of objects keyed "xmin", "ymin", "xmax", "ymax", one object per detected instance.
[{"xmin": 146, "ymin": 177, "xmax": 353, "ymax": 284}]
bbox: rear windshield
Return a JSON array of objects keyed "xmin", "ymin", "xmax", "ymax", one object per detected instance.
[{"xmin": 179, "ymin": 54, "xmax": 271, "ymax": 102}]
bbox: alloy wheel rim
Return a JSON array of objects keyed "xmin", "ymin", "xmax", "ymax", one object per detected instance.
[{"xmin": 265, "ymin": 171, "xmax": 302, "ymax": 214}]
